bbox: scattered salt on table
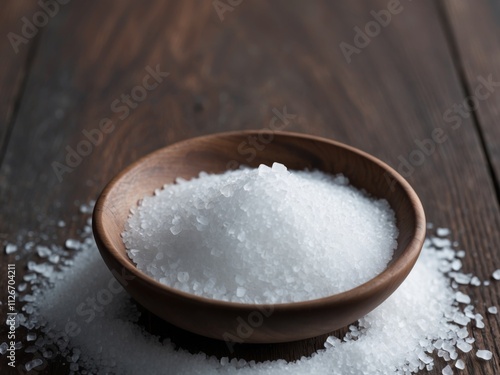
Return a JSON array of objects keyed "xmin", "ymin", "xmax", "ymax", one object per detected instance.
[{"xmin": 10, "ymin": 198, "xmax": 495, "ymax": 374}]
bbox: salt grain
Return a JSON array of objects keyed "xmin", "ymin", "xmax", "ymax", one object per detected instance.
[
  {"xmin": 476, "ymin": 349, "xmax": 492, "ymax": 360},
  {"xmin": 25, "ymin": 358, "xmax": 43, "ymax": 371},
  {"xmin": 455, "ymin": 292, "xmax": 471, "ymax": 304},
  {"xmin": 470, "ymin": 276, "xmax": 481, "ymax": 286},
  {"xmin": 5, "ymin": 243, "xmax": 17, "ymax": 254},
  {"xmin": 48, "ymin": 254, "xmax": 60, "ymax": 264},
  {"xmin": 12, "ymin": 205, "xmax": 495, "ymax": 374},
  {"xmin": 451, "ymin": 259, "xmax": 462, "ymax": 271},
  {"xmin": 65, "ymin": 239, "xmax": 81, "ymax": 250},
  {"xmin": 456, "ymin": 341, "xmax": 472, "ymax": 353},
  {"xmin": 492, "ymin": 269, "xmax": 500, "ymax": 280},
  {"xmin": 437, "ymin": 228, "xmax": 450, "ymax": 237},
  {"xmin": 36, "ymin": 245, "xmax": 52, "ymax": 258},
  {"xmin": 487, "ymin": 306, "xmax": 497, "ymax": 314},
  {"xmin": 452, "ymin": 273, "xmax": 471, "ymax": 285}
]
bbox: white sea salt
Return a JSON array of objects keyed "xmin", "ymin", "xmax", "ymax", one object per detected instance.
[
  {"xmin": 470, "ymin": 276, "xmax": 481, "ymax": 286},
  {"xmin": 487, "ymin": 306, "xmax": 497, "ymax": 314},
  {"xmin": 36, "ymin": 245, "xmax": 52, "ymax": 258},
  {"xmin": 12, "ymin": 205, "xmax": 494, "ymax": 374},
  {"xmin": 442, "ymin": 364, "xmax": 453, "ymax": 375},
  {"xmin": 27, "ymin": 332, "xmax": 37, "ymax": 341},
  {"xmin": 492, "ymin": 269, "xmax": 500, "ymax": 280},
  {"xmin": 437, "ymin": 228, "xmax": 450, "ymax": 237},
  {"xmin": 25, "ymin": 358, "xmax": 43, "ymax": 371},
  {"xmin": 454, "ymin": 292, "xmax": 471, "ymax": 304},
  {"xmin": 455, "ymin": 359, "xmax": 465, "ymax": 369},
  {"xmin": 476, "ymin": 349, "xmax": 492, "ymax": 360},
  {"xmin": 48, "ymin": 254, "xmax": 60, "ymax": 264},
  {"xmin": 5, "ymin": 243, "xmax": 17, "ymax": 254},
  {"xmin": 452, "ymin": 273, "xmax": 471, "ymax": 285},
  {"xmin": 65, "ymin": 239, "xmax": 81, "ymax": 250},
  {"xmin": 123, "ymin": 164, "xmax": 398, "ymax": 303},
  {"xmin": 451, "ymin": 259, "xmax": 462, "ymax": 271},
  {"xmin": 16, "ymin": 233, "xmax": 485, "ymax": 373},
  {"xmin": 456, "ymin": 341, "xmax": 472, "ymax": 353}
]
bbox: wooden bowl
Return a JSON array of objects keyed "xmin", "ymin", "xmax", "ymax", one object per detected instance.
[{"xmin": 93, "ymin": 131, "xmax": 426, "ymax": 344}]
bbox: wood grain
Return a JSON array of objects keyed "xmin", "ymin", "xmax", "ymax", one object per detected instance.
[
  {"xmin": 0, "ymin": 1, "xmax": 39, "ymax": 159},
  {"xmin": 441, "ymin": 0, "xmax": 500, "ymax": 201},
  {"xmin": 438, "ymin": 2, "xmax": 500, "ymax": 372},
  {"xmin": 0, "ymin": 0, "xmax": 499, "ymax": 373}
]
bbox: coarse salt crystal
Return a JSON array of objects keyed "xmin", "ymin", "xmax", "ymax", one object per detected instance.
[
  {"xmin": 5, "ymin": 243, "xmax": 17, "ymax": 254},
  {"xmin": 476, "ymin": 349, "xmax": 493, "ymax": 360},
  {"xmin": 65, "ymin": 239, "xmax": 80, "ymax": 250},
  {"xmin": 492, "ymin": 269, "xmax": 500, "ymax": 280},
  {"xmin": 455, "ymin": 291, "xmax": 471, "ymax": 304},
  {"xmin": 470, "ymin": 276, "xmax": 481, "ymax": 286},
  {"xmin": 25, "ymin": 358, "xmax": 43, "ymax": 371},
  {"xmin": 487, "ymin": 306, "xmax": 497, "ymax": 314},
  {"xmin": 456, "ymin": 341, "xmax": 472, "ymax": 353},
  {"xmin": 437, "ymin": 228, "xmax": 450, "ymax": 237},
  {"xmin": 455, "ymin": 359, "xmax": 465, "ymax": 369},
  {"xmin": 453, "ymin": 273, "xmax": 471, "ymax": 285}
]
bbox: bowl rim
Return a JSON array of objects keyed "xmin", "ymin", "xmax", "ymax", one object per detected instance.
[{"xmin": 93, "ymin": 130, "xmax": 426, "ymax": 312}]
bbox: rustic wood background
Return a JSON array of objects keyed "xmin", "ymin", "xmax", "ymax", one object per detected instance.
[{"xmin": 1, "ymin": 0, "xmax": 499, "ymax": 374}]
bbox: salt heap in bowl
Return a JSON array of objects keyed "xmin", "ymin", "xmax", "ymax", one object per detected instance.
[{"xmin": 122, "ymin": 162, "xmax": 398, "ymax": 304}]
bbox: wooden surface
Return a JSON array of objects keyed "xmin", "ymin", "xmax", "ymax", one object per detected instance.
[{"xmin": 0, "ymin": 0, "xmax": 499, "ymax": 374}]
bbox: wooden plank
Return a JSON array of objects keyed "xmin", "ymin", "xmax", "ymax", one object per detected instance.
[
  {"xmin": 438, "ymin": 2, "xmax": 500, "ymax": 372},
  {"xmin": 0, "ymin": 2, "xmax": 54, "ymax": 373},
  {"xmin": 441, "ymin": 0, "xmax": 500, "ymax": 201},
  {"xmin": 0, "ymin": 1, "xmax": 40, "ymax": 158},
  {"xmin": 1, "ymin": 0, "xmax": 499, "ymax": 373}
]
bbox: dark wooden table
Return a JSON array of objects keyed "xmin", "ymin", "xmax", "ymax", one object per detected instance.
[{"xmin": 1, "ymin": 1, "xmax": 499, "ymax": 374}]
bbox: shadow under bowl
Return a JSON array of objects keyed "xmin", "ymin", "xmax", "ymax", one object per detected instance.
[{"xmin": 92, "ymin": 130, "xmax": 426, "ymax": 344}]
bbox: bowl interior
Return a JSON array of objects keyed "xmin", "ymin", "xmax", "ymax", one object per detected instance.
[{"xmin": 98, "ymin": 131, "xmax": 423, "ymax": 274}]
